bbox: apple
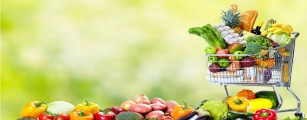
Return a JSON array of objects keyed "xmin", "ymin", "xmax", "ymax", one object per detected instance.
[
  {"xmin": 208, "ymin": 56, "xmax": 219, "ymax": 63},
  {"xmin": 228, "ymin": 42, "xmax": 243, "ymax": 54},
  {"xmin": 234, "ymin": 51, "xmax": 245, "ymax": 60},
  {"xmin": 216, "ymin": 49, "xmax": 229, "ymax": 59},
  {"xmin": 205, "ymin": 46, "xmax": 216, "ymax": 54},
  {"xmin": 214, "ymin": 46, "xmax": 223, "ymax": 51}
]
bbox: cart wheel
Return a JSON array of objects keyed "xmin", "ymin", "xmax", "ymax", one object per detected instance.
[{"xmin": 294, "ymin": 112, "xmax": 305, "ymax": 120}]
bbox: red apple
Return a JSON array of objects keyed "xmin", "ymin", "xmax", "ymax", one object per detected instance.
[
  {"xmin": 228, "ymin": 42, "xmax": 243, "ymax": 54},
  {"xmin": 216, "ymin": 49, "xmax": 229, "ymax": 58},
  {"xmin": 214, "ymin": 46, "xmax": 223, "ymax": 51}
]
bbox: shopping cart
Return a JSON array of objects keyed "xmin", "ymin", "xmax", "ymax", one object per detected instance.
[{"xmin": 206, "ymin": 32, "xmax": 305, "ymax": 119}]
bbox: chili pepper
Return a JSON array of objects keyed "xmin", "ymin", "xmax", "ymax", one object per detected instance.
[
  {"xmin": 170, "ymin": 101, "xmax": 194, "ymax": 120},
  {"xmin": 76, "ymin": 100, "xmax": 100, "ymax": 114},
  {"xmin": 227, "ymin": 96, "xmax": 250, "ymax": 112},
  {"xmin": 70, "ymin": 110, "xmax": 94, "ymax": 120},
  {"xmin": 253, "ymin": 109, "xmax": 277, "ymax": 120},
  {"xmin": 20, "ymin": 101, "xmax": 48, "ymax": 118}
]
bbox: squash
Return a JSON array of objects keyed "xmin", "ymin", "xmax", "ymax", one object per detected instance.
[
  {"xmin": 237, "ymin": 89, "xmax": 255, "ymax": 100},
  {"xmin": 248, "ymin": 98, "xmax": 273, "ymax": 112},
  {"xmin": 255, "ymin": 91, "xmax": 282, "ymax": 109}
]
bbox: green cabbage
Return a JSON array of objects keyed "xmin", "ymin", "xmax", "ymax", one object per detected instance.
[{"xmin": 268, "ymin": 32, "xmax": 291, "ymax": 46}]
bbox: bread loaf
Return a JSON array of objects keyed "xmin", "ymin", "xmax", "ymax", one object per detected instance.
[{"xmin": 239, "ymin": 10, "xmax": 258, "ymax": 32}]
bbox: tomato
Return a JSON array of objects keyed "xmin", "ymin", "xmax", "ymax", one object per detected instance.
[
  {"xmin": 54, "ymin": 113, "xmax": 70, "ymax": 120},
  {"xmin": 38, "ymin": 113, "xmax": 54, "ymax": 120}
]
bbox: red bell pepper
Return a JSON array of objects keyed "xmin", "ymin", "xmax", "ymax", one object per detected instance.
[
  {"xmin": 254, "ymin": 109, "xmax": 277, "ymax": 120},
  {"xmin": 94, "ymin": 109, "xmax": 116, "ymax": 120}
]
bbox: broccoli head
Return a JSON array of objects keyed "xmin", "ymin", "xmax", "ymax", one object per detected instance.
[
  {"xmin": 196, "ymin": 99, "xmax": 229, "ymax": 120},
  {"xmin": 244, "ymin": 42, "xmax": 262, "ymax": 55},
  {"xmin": 115, "ymin": 111, "xmax": 141, "ymax": 120}
]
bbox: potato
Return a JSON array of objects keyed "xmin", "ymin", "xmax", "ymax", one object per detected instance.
[
  {"xmin": 145, "ymin": 110, "xmax": 164, "ymax": 119},
  {"xmin": 164, "ymin": 100, "xmax": 179, "ymax": 113},
  {"xmin": 138, "ymin": 100, "xmax": 151, "ymax": 105},
  {"xmin": 151, "ymin": 97, "xmax": 166, "ymax": 104},
  {"xmin": 129, "ymin": 104, "xmax": 152, "ymax": 114},
  {"xmin": 150, "ymin": 103, "xmax": 166, "ymax": 111}
]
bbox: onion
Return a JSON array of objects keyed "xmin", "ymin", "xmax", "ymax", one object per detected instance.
[
  {"xmin": 133, "ymin": 94, "xmax": 149, "ymax": 103},
  {"xmin": 120, "ymin": 99, "xmax": 136, "ymax": 111}
]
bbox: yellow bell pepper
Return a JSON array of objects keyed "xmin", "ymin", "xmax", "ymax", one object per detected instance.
[
  {"xmin": 20, "ymin": 101, "xmax": 47, "ymax": 118},
  {"xmin": 75, "ymin": 100, "xmax": 99, "ymax": 114},
  {"xmin": 227, "ymin": 96, "xmax": 250, "ymax": 112}
]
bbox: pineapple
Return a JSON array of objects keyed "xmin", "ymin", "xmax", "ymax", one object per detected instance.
[{"xmin": 221, "ymin": 9, "xmax": 242, "ymax": 34}]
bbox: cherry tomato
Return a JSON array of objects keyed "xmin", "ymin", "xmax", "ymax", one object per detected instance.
[
  {"xmin": 54, "ymin": 113, "xmax": 70, "ymax": 120},
  {"xmin": 38, "ymin": 112, "xmax": 54, "ymax": 120}
]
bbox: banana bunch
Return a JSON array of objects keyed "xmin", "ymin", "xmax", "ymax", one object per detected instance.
[{"xmin": 261, "ymin": 23, "xmax": 293, "ymax": 36}]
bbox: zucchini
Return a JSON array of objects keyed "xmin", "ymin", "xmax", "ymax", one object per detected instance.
[
  {"xmin": 226, "ymin": 111, "xmax": 254, "ymax": 120},
  {"xmin": 255, "ymin": 91, "xmax": 282, "ymax": 109}
]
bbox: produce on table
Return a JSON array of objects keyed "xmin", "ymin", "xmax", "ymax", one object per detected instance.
[
  {"xmin": 255, "ymin": 91, "xmax": 281, "ymax": 109},
  {"xmin": 205, "ymin": 46, "xmax": 217, "ymax": 54},
  {"xmin": 236, "ymin": 89, "xmax": 255, "ymax": 100},
  {"xmin": 38, "ymin": 112, "xmax": 54, "ymax": 120},
  {"xmin": 253, "ymin": 109, "xmax": 277, "ymax": 120},
  {"xmin": 188, "ymin": 24, "xmax": 228, "ymax": 49},
  {"xmin": 115, "ymin": 111, "xmax": 142, "ymax": 120},
  {"xmin": 248, "ymin": 98, "xmax": 273, "ymax": 112},
  {"xmin": 70, "ymin": 110, "xmax": 94, "ymax": 120},
  {"xmin": 225, "ymin": 110, "xmax": 254, "ymax": 120},
  {"xmin": 145, "ymin": 110, "xmax": 164, "ymax": 119},
  {"xmin": 227, "ymin": 96, "xmax": 250, "ymax": 112},
  {"xmin": 94, "ymin": 109, "xmax": 116, "ymax": 120},
  {"xmin": 151, "ymin": 97, "xmax": 166, "ymax": 104},
  {"xmin": 46, "ymin": 101, "xmax": 75, "ymax": 115},
  {"xmin": 196, "ymin": 99, "xmax": 229, "ymax": 120},
  {"xmin": 164, "ymin": 100, "xmax": 179, "ymax": 113},
  {"xmin": 75, "ymin": 100, "xmax": 100, "ymax": 115},
  {"xmin": 170, "ymin": 101, "xmax": 194, "ymax": 120},
  {"xmin": 177, "ymin": 111, "xmax": 210, "ymax": 120},
  {"xmin": 54, "ymin": 113, "xmax": 70, "ymax": 120},
  {"xmin": 133, "ymin": 94, "xmax": 150, "ymax": 104},
  {"xmin": 20, "ymin": 101, "xmax": 48, "ymax": 118},
  {"xmin": 129, "ymin": 103, "xmax": 152, "ymax": 114},
  {"xmin": 120, "ymin": 99, "xmax": 136, "ymax": 111}
]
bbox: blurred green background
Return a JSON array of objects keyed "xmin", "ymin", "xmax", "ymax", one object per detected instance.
[{"xmin": 1, "ymin": 0, "xmax": 307, "ymax": 119}]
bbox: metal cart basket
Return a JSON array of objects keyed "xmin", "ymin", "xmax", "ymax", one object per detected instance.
[{"xmin": 206, "ymin": 32, "xmax": 305, "ymax": 118}]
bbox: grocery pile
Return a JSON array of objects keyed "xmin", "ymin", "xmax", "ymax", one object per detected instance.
[
  {"xmin": 18, "ymin": 92, "xmax": 293, "ymax": 120},
  {"xmin": 188, "ymin": 4, "xmax": 294, "ymax": 83}
]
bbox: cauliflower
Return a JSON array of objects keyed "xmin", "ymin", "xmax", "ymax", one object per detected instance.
[{"xmin": 196, "ymin": 99, "xmax": 229, "ymax": 120}]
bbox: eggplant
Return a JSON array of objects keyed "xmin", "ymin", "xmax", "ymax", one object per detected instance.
[{"xmin": 177, "ymin": 111, "xmax": 199, "ymax": 120}]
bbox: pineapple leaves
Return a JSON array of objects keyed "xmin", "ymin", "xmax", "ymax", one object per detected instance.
[
  {"xmin": 221, "ymin": 9, "xmax": 241, "ymax": 28},
  {"xmin": 188, "ymin": 24, "xmax": 228, "ymax": 49}
]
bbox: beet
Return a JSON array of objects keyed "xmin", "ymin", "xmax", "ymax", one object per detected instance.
[
  {"xmin": 209, "ymin": 64, "xmax": 221, "ymax": 73},
  {"xmin": 241, "ymin": 57, "xmax": 255, "ymax": 67}
]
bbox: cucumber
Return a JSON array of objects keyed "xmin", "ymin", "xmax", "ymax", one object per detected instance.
[
  {"xmin": 226, "ymin": 111, "xmax": 254, "ymax": 120},
  {"xmin": 255, "ymin": 91, "xmax": 282, "ymax": 109}
]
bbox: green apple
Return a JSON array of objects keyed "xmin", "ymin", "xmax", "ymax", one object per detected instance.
[
  {"xmin": 228, "ymin": 42, "xmax": 243, "ymax": 54},
  {"xmin": 234, "ymin": 51, "xmax": 245, "ymax": 60},
  {"xmin": 208, "ymin": 56, "xmax": 219, "ymax": 63},
  {"xmin": 205, "ymin": 46, "xmax": 217, "ymax": 54}
]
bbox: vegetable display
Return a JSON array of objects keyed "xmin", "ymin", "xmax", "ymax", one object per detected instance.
[
  {"xmin": 20, "ymin": 101, "xmax": 48, "ymax": 118},
  {"xmin": 253, "ymin": 109, "xmax": 277, "ymax": 120}
]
